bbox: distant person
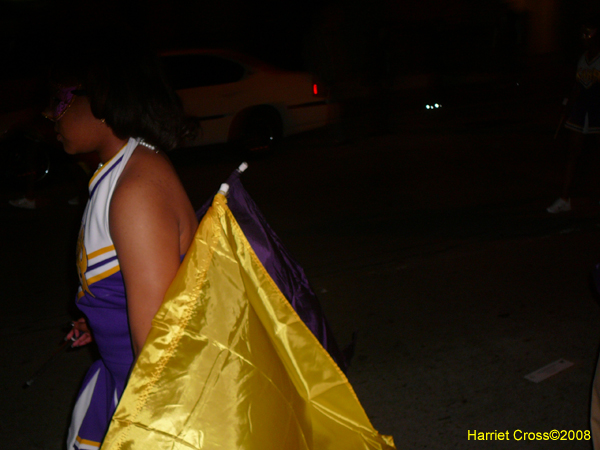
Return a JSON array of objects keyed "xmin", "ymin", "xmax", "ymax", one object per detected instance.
[
  {"xmin": 49, "ymin": 29, "xmax": 198, "ymax": 449},
  {"xmin": 547, "ymin": 17, "xmax": 600, "ymax": 213}
]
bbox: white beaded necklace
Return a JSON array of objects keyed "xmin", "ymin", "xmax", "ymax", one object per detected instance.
[
  {"xmin": 98, "ymin": 139, "xmax": 158, "ymax": 169},
  {"xmin": 139, "ymin": 139, "xmax": 158, "ymax": 153}
]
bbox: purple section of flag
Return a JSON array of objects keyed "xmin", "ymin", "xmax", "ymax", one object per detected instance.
[{"xmin": 197, "ymin": 169, "xmax": 347, "ymax": 372}]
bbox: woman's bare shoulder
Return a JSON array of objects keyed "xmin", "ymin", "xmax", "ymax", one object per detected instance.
[
  {"xmin": 110, "ymin": 147, "xmax": 188, "ymax": 220},
  {"xmin": 109, "ymin": 146, "xmax": 198, "ymax": 256}
]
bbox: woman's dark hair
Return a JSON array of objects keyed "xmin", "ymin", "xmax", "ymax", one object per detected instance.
[{"xmin": 51, "ymin": 28, "xmax": 195, "ymax": 150}]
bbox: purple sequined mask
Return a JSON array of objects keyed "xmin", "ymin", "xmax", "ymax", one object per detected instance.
[{"xmin": 43, "ymin": 86, "xmax": 84, "ymax": 122}]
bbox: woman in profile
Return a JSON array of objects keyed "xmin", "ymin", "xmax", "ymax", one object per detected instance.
[{"xmin": 47, "ymin": 29, "xmax": 198, "ymax": 449}]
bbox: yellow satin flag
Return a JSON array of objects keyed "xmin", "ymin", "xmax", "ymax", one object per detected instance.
[{"xmin": 101, "ymin": 193, "xmax": 395, "ymax": 450}]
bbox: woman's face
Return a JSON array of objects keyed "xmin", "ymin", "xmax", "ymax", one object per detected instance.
[{"xmin": 54, "ymin": 92, "xmax": 108, "ymax": 155}]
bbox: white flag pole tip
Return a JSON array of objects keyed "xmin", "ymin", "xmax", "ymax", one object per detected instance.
[{"xmin": 218, "ymin": 183, "xmax": 229, "ymax": 195}]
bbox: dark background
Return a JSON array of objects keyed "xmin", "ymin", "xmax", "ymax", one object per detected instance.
[
  {"xmin": 1, "ymin": 0, "xmax": 599, "ymax": 81},
  {"xmin": 4, "ymin": 1, "xmax": 600, "ymax": 449}
]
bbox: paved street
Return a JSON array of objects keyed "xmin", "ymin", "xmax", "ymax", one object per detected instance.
[{"xmin": 3, "ymin": 70, "xmax": 600, "ymax": 449}]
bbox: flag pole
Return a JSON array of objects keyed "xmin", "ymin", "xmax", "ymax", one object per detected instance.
[{"xmin": 23, "ymin": 336, "xmax": 75, "ymax": 388}]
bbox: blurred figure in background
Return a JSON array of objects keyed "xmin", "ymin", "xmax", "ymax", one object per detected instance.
[{"xmin": 547, "ymin": 16, "xmax": 600, "ymax": 213}]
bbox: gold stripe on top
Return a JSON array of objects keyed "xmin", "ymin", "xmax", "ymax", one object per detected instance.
[
  {"xmin": 88, "ymin": 245, "xmax": 116, "ymax": 261},
  {"xmin": 76, "ymin": 436, "xmax": 101, "ymax": 446}
]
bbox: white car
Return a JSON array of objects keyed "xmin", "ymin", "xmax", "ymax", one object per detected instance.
[{"xmin": 161, "ymin": 50, "xmax": 333, "ymax": 152}]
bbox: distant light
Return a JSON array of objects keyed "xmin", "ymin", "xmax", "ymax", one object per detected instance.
[
  {"xmin": 426, "ymin": 105, "xmax": 430, "ymax": 109},
  {"xmin": 434, "ymin": 103, "xmax": 439, "ymax": 108},
  {"xmin": 313, "ymin": 84, "xmax": 318, "ymax": 95}
]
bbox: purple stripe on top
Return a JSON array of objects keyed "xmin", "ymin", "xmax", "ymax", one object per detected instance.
[
  {"xmin": 90, "ymin": 155, "xmax": 124, "ymax": 198},
  {"xmin": 196, "ymin": 169, "xmax": 348, "ymax": 372}
]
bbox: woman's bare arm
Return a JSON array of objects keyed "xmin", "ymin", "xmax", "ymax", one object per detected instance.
[{"xmin": 109, "ymin": 150, "xmax": 193, "ymax": 357}]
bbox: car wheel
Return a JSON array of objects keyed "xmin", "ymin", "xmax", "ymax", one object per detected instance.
[{"xmin": 237, "ymin": 109, "xmax": 282, "ymax": 157}]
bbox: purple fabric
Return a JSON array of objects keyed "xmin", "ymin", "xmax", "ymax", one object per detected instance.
[
  {"xmin": 71, "ymin": 271, "xmax": 134, "ymax": 448},
  {"xmin": 78, "ymin": 272, "xmax": 135, "ymax": 369},
  {"xmin": 71, "ymin": 360, "xmax": 120, "ymax": 449},
  {"xmin": 196, "ymin": 170, "xmax": 347, "ymax": 372}
]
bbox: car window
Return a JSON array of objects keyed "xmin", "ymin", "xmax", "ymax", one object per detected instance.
[{"xmin": 161, "ymin": 54, "xmax": 246, "ymax": 90}]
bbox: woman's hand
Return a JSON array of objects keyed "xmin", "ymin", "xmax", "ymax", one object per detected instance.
[{"xmin": 65, "ymin": 317, "xmax": 93, "ymax": 347}]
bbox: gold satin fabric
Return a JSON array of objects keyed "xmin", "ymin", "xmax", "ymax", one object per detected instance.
[{"xmin": 101, "ymin": 194, "xmax": 395, "ymax": 450}]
